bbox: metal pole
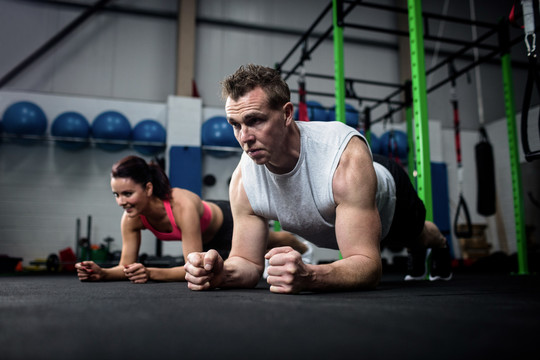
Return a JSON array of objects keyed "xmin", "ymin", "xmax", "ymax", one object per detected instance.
[
  {"xmin": 408, "ymin": 0, "xmax": 433, "ymax": 221},
  {"xmin": 333, "ymin": 0, "xmax": 346, "ymax": 124},
  {"xmin": 404, "ymin": 81, "xmax": 416, "ymax": 187},
  {"xmin": 499, "ymin": 19, "xmax": 529, "ymax": 275}
]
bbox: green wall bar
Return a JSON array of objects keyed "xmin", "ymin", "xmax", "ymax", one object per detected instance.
[
  {"xmin": 406, "ymin": 105, "xmax": 416, "ymax": 187},
  {"xmin": 407, "ymin": 0, "xmax": 433, "ymax": 221},
  {"xmin": 501, "ymin": 53, "xmax": 529, "ymax": 275},
  {"xmin": 333, "ymin": 0, "xmax": 346, "ymax": 124}
]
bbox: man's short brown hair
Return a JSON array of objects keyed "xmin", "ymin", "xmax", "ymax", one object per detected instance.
[{"xmin": 221, "ymin": 64, "xmax": 290, "ymax": 110}]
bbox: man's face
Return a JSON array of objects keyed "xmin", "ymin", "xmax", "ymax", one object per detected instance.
[{"xmin": 225, "ymin": 87, "xmax": 289, "ymax": 166}]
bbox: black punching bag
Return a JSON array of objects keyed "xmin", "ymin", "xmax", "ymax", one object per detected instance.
[{"xmin": 475, "ymin": 127, "xmax": 496, "ymax": 216}]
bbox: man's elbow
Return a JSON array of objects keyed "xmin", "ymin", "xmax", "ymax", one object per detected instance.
[{"xmin": 360, "ymin": 258, "xmax": 382, "ymax": 290}]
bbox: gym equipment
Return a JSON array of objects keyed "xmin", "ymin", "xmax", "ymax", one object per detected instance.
[
  {"xmin": 132, "ymin": 119, "xmax": 166, "ymax": 156},
  {"xmin": 304, "ymin": 100, "xmax": 328, "ymax": 122},
  {"xmin": 0, "ymin": 255, "xmax": 23, "ymax": 272},
  {"xmin": 51, "ymin": 111, "xmax": 90, "ymax": 150},
  {"xmin": 329, "ymin": 103, "xmax": 359, "ymax": 127},
  {"xmin": 297, "ymin": 61, "xmax": 309, "ymax": 122},
  {"xmin": 76, "ymin": 215, "xmax": 115, "ymax": 265},
  {"xmin": 501, "ymin": 16, "xmax": 529, "ymax": 275},
  {"xmin": 2, "ymin": 101, "xmax": 47, "ymax": 137},
  {"xmin": 449, "ymin": 63, "xmax": 472, "ymax": 239},
  {"xmin": 519, "ymin": 0, "xmax": 540, "ymax": 162},
  {"xmin": 368, "ymin": 132, "xmax": 381, "ymax": 155},
  {"xmin": 201, "ymin": 116, "xmax": 237, "ymax": 147},
  {"xmin": 201, "ymin": 116, "xmax": 239, "ymax": 157},
  {"xmin": 360, "ymin": 129, "xmax": 381, "ymax": 155},
  {"xmin": 203, "ymin": 174, "xmax": 216, "ymax": 186},
  {"xmin": 467, "ymin": 0, "xmax": 496, "ymax": 217},
  {"xmin": 295, "ymin": 100, "xmax": 328, "ymax": 121},
  {"xmin": 380, "ymin": 130, "xmax": 408, "ymax": 163},
  {"xmin": 475, "ymin": 128, "xmax": 496, "ymax": 216},
  {"xmin": 431, "ymin": 162, "xmax": 454, "ymax": 258},
  {"xmin": 91, "ymin": 110, "xmax": 131, "ymax": 151}
]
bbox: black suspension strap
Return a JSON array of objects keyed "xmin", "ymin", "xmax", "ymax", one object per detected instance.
[
  {"xmin": 520, "ymin": 0, "xmax": 540, "ymax": 161},
  {"xmin": 449, "ymin": 62, "xmax": 473, "ymax": 238}
]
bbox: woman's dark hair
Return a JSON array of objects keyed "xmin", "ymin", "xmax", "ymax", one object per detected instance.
[{"xmin": 111, "ymin": 156, "xmax": 171, "ymax": 200}]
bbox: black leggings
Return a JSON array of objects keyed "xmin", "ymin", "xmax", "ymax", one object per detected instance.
[
  {"xmin": 373, "ymin": 155, "xmax": 426, "ymax": 250},
  {"xmin": 203, "ymin": 200, "xmax": 234, "ymax": 258}
]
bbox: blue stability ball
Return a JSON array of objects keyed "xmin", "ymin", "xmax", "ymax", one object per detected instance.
[
  {"xmin": 132, "ymin": 119, "xmax": 166, "ymax": 156},
  {"xmin": 92, "ymin": 111, "xmax": 132, "ymax": 151},
  {"xmin": 369, "ymin": 133, "xmax": 381, "ymax": 155},
  {"xmin": 294, "ymin": 100, "xmax": 328, "ymax": 121},
  {"xmin": 2, "ymin": 101, "xmax": 47, "ymax": 136},
  {"xmin": 360, "ymin": 130, "xmax": 381, "ymax": 155},
  {"xmin": 380, "ymin": 130, "xmax": 408, "ymax": 161},
  {"xmin": 329, "ymin": 103, "xmax": 359, "ymax": 127},
  {"xmin": 51, "ymin": 111, "xmax": 90, "ymax": 150},
  {"xmin": 306, "ymin": 100, "xmax": 328, "ymax": 122},
  {"xmin": 201, "ymin": 116, "xmax": 239, "ymax": 158}
]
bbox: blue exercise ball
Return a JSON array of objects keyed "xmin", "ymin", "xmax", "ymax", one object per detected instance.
[
  {"xmin": 369, "ymin": 133, "xmax": 381, "ymax": 155},
  {"xmin": 329, "ymin": 103, "xmax": 359, "ymax": 127},
  {"xmin": 295, "ymin": 100, "xmax": 328, "ymax": 122},
  {"xmin": 202, "ymin": 116, "xmax": 238, "ymax": 158},
  {"xmin": 360, "ymin": 130, "xmax": 381, "ymax": 155},
  {"xmin": 132, "ymin": 119, "xmax": 166, "ymax": 156},
  {"xmin": 307, "ymin": 100, "xmax": 328, "ymax": 122},
  {"xmin": 380, "ymin": 130, "xmax": 408, "ymax": 161},
  {"xmin": 2, "ymin": 101, "xmax": 47, "ymax": 137},
  {"xmin": 92, "ymin": 111, "xmax": 131, "ymax": 151},
  {"xmin": 51, "ymin": 112, "xmax": 90, "ymax": 150}
]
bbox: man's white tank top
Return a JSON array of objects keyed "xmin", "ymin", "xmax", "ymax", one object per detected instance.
[{"xmin": 240, "ymin": 121, "xmax": 396, "ymax": 249}]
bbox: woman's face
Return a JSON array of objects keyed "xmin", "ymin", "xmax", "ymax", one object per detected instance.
[{"xmin": 111, "ymin": 177, "xmax": 151, "ymax": 217}]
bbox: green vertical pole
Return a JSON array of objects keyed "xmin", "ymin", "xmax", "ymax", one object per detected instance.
[
  {"xmin": 408, "ymin": 0, "xmax": 433, "ymax": 221},
  {"xmin": 404, "ymin": 80, "xmax": 416, "ymax": 187},
  {"xmin": 333, "ymin": 0, "xmax": 346, "ymax": 124},
  {"xmin": 499, "ymin": 20, "xmax": 528, "ymax": 274},
  {"xmin": 405, "ymin": 105, "xmax": 416, "ymax": 186},
  {"xmin": 333, "ymin": 0, "xmax": 345, "ymax": 260}
]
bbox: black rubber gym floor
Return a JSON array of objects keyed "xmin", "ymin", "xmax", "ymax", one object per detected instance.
[{"xmin": 1, "ymin": 271, "xmax": 538, "ymax": 360}]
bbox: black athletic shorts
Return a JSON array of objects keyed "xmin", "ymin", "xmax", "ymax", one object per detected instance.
[
  {"xmin": 203, "ymin": 200, "xmax": 233, "ymax": 258},
  {"xmin": 373, "ymin": 155, "xmax": 426, "ymax": 249}
]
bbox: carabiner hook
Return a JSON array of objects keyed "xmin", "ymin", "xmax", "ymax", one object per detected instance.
[{"xmin": 525, "ymin": 33, "xmax": 536, "ymax": 56}]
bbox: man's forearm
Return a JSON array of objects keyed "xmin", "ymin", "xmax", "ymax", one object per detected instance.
[
  {"xmin": 219, "ymin": 256, "xmax": 262, "ymax": 289},
  {"xmin": 308, "ymin": 255, "xmax": 381, "ymax": 292}
]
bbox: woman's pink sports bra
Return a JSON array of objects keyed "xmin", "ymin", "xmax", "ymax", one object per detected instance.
[{"xmin": 139, "ymin": 200, "xmax": 212, "ymax": 241}]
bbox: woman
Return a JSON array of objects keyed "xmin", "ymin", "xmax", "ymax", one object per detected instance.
[{"xmin": 76, "ymin": 155, "xmax": 310, "ymax": 283}]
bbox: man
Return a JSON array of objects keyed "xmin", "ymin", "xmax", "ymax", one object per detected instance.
[{"xmin": 184, "ymin": 64, "xmax": 452, "ymax": 293}]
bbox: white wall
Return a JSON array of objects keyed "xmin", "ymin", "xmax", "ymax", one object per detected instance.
[{"xmin": 0, "ymin": 0, "xmax": 177, "ymax": 102}]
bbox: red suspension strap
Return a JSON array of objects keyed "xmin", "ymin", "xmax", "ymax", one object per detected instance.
[
  {"xmin": 449, "ymin": 62, "xmax": 473, "ymax": 238},
  {"xmin": 297, "ymin": 65, "xmax": 309, "ymax": 122}
]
